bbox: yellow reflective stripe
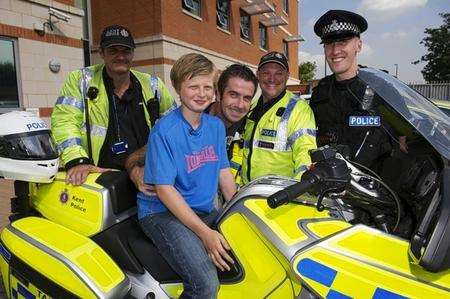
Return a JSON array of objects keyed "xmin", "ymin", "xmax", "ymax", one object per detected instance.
[
  {"xmin": 276, "ymin": 96, "xmax": 298, "ymax": 148},
  {"xmin": 149, "ymin": 75, "xmax": 160, "ymax": 101},
  {"xmin": 294, "ymin": 164, "xmax": 308, "ymax": 174},
  {"xmin": 80, "ymin": 67, "xmax": 94, "ymax": 100},
  {"xmin": 55, "ymin": 96, "xmax": 84, "ymax": 111},
  {"xmin": 81, "ymin": 123, "xmax": 107, "ymax": 137},
  {"xmin": 246, "ymin": 96, "xmax": 302, "ymax": 152},
  {"xmin": 286, "ymin": 128, "xmax": 317, "ymax": 149},
  {"xmin": 57, "ymin": 137, "xmax": 82, "ymax": 152}
]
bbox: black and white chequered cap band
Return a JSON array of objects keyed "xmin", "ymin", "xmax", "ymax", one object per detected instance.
[{"xmin": 322, "ymin": 19, "xmax": 360, "ymax": 36}]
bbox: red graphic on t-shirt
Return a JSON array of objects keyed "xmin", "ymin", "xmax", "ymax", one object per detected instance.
[{"xmin": 185, "ymin": 146, "xmax": 219, "ymax": 173}]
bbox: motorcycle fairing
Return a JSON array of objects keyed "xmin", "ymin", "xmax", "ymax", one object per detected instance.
[
  {"xmin": 160, "ymin": 212, "xmax": 292, "ymax": 298},
  {"xmin": 214, "ymin": 196, "xmax": 351, "ymax": 297},
  {"xmin": 236, "ymin": 198, "xmax": 350, "ymax": 260},
  {"xmin": 0, "ymin": 216, "xmax": 130, "ymax": 299},
  {"xmin": 292, "ymin": 225, "xmax": 450, "ymax": 298},
  {"xmin": 30, "ymin": 172, "xmax": 135, "ymax": 237}
]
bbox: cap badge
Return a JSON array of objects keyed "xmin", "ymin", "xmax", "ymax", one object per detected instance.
[
  {"xmin": 120, "ymin": 29, "xmax": 129, "ymax": 37},
  {"xmin": 330, "ymin": 20, "xmax": 339, "ymax": 31},
  {"xmin": 105, "ymin": 28, "xmax": 118, "ymax": 37}
]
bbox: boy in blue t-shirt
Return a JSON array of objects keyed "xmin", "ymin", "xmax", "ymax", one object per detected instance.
[{"xmin": 138, "ymin": 53, "xmax": 237, "ymax": 298}]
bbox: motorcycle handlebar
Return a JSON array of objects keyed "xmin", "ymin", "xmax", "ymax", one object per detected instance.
[{"xmin": 267, "ymin": 177, "xmax": 317, "ymax": 209}]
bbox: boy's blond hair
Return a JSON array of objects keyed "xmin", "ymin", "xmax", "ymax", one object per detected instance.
[{"xmin": 170, "ymin": 53, "xmax": 215, "ymax": 93}]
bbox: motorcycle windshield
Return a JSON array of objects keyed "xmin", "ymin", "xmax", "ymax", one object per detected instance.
[
  {"xmin": 0, "ymin": 130, "xmax": 58, "ymax": 160},
  {"xmin": 357, "ymin": 68, "xmax": 450, "ymax": 160}
]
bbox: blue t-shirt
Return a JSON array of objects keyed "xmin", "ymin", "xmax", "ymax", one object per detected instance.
[{"xmin": 137, "ymin": 107, "xmax": 229, "ymax": 219}]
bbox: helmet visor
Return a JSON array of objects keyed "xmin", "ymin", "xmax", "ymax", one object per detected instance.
[{"xmin": 0, "ymin": 130, "xmax": 59, "ymax": 160}]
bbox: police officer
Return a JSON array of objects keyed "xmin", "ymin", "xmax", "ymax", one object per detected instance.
[
  {"xmin": 310, "ymin": 10, "xmax": 394, "ymax": 169},
  {"xmin": 241, "ymin": 52, "xmax": 317, "ymax": 184},
  {"xmin": 209, "ymin": 64, "xmax": 257, "ymax": 184},
  {"xmin": 52, "ymin": 25, "xmax": 176, "ymax": 186}
]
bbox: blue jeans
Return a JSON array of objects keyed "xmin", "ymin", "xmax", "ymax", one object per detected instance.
[{"xmin": 140, "ymin": 211, "xmax": 219, "ymax": 299}]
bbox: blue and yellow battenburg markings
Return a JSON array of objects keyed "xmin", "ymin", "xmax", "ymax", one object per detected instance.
[
  {"xmin": 12, "ymin": 283, "xmax": 35, "ymax": 299},
  {"xmin": 10, "ymin": 273, "xmax": 51, "ymax": 299},
  {"xmin": 0, "ymin": 242, "xmax": 11, "ymax": 261},
  {"xmin": 297, "ymin": 258, "xmax": 408, "ymax": 299}
]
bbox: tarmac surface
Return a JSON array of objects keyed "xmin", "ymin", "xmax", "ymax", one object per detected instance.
[
  {"xmin": 0, "ymin": 180, "xmax": 13, "ymax": 298},
  {"xmin": 0, "ymin": 180, "xmax": 13, "ymax": 229}
]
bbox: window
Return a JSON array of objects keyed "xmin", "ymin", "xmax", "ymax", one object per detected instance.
[
  {"xmin": 259, "ymin": 23, "xmax": 267, "ymax": 49},
  {"xmin": 0, "ymin": 37, "xmax": 20, "ymax": 110},
  {"xmin": 283, "ymin": 41, "xmax": 289, "ymax": 58},
  {"xmin": 182, "ymin": 0, "xmax": 201, "ymax": 17},
  {"xmin": 240, "ymin": 10, "xmax": 251, "ymax": 41},
  {"xmin": 282, "ymin": 0, "xmax": 289, "ymax": 14},
  {"xmin": 74, "ymin": 0, "xmax": 85, "ymax": 10},
  {"xmin": 216, "ymin": 0, "xmax": 230, "ymax": 31}
]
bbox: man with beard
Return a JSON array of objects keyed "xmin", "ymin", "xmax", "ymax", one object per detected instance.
[
  {"xmin": 52, "ymin": 25, "xmax": 175, "ymax": 186},
  {"xmin": 208, "ymin": 64, "xmax": 257, "ymax": 183}
]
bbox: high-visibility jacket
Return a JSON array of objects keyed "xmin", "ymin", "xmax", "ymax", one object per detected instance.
[
  {"xmin": 51, "ymin": 64, "xmax": 176, "ymax": 167},
  {"xmin": 241, "ymin": 90, "xmax": 317, "ymax": 184},
  {"xmin": 229, "ymin": 137, "xmax": 244, "ymax": 186}
]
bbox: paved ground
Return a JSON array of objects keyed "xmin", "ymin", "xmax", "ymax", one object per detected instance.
[
  {"xmin": 0, "ymin": 180, "xmax": 13, "ymax": 229},
  {"xmin": 0, "ymin": 180, "xmax": 13, "ymax": 298}
]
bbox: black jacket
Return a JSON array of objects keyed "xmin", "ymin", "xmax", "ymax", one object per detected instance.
[{"xmin": 310, "ymin": 74, "xmax": 392, "ymax": 168}]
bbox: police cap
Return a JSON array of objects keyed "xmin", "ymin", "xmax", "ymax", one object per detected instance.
[
  {"xmin": 314, "ymin": 10, "xmax": 367, "ymax": 43},
  {"xmin": 258, "ymin": 51, "xmax": 289, "ymax": 71},
  {"xmin": 100, "ymin": 25, "xmax": 135, "ymax": 49}
]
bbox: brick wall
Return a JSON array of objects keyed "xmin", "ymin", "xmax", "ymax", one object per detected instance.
[
  {"xmin": 90, "ymin": 0, "xmax": 299, "ymax": 79},
  {"xmin": 91, "ymin": 0, "xmax": 162, "ymax": 45},
  {"xmin": 161, "ymin": 0, "xmax": 299, "ymax": 79}
]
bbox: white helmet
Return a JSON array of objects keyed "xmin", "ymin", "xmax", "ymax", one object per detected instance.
[{"xmin": 0, "ymin": 111, "xmax": 59, "ymax": 183}]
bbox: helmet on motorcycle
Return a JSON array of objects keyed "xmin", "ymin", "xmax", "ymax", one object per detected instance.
[{"xmin": 0, "ymin": 111, "xmax": 59, "ymax": 183}]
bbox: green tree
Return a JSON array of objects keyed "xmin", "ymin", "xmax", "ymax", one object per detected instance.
[
  {"xmin": 298, "ymin": 61, "xmax": 317, "ymax": 83},
  {"xmin": 414, "ymin": 13, "xmax": 450, "ymax": 82}
]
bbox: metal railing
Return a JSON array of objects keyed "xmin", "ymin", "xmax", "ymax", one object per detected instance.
[{"xmin": 408, "ymin": 81, "xmax": 450, "ymax": 101}]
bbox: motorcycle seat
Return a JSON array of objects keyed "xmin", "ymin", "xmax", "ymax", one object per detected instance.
[
  {"xmin": 95, "ymin": 171, "xmax": 138, "ymax": 214},
  {"xmin": 128, "ymin": 217, "xmax": 243, "ymax": 284},
  {"xmin": 94, "ymin": 216, "xmax": 243, "ymax": 284},
  {"xmin": 93, "ymin": 171, "xmax": 243, "ymax": 283}
]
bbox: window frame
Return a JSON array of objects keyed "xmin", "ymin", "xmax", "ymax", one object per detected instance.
[
  {"xmin": 0, "ymin": 36, "xmax": 22, "ymax": 112},
  {"xmin": 240, "ymin": 9, "xmax": 251, "ymax": 41},
  {"xmin": 182, "ymin": 0, "xmax": 201, "ymax": 18},
  {"xmin": 282, "ymin": 0, "xmax": 289, "ymax": 14},
  {"xmin": 259, "ymin": 23, "xmax": 268, "ymax": 50},
  {"xmin": 283, "ymin": 41, "xmax": 289, "ymax": 59},
  {"xmin": 216, "ymin": 0, "xmax": 230, "ymax": 31}
]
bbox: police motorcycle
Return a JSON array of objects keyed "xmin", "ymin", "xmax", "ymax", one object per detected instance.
[{"xmin": 1, "ymin": 67, "xmax": 450, "ymax": 299}]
